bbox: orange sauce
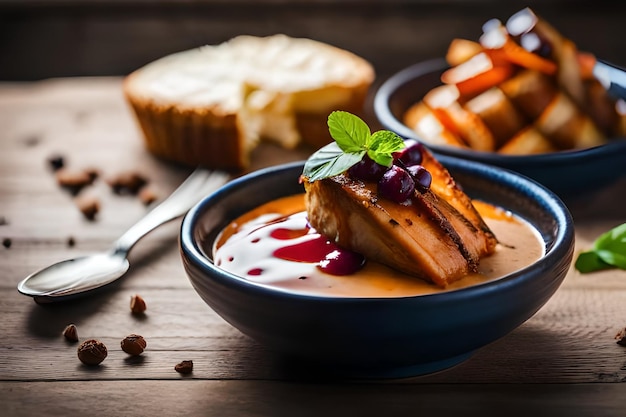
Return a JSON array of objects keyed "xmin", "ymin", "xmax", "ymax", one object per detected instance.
[{"xmin": 213, "ymin": 194, "xmax": 544, "ymax": 297}]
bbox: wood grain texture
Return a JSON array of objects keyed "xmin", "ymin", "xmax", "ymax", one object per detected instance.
[
  {"xmin": 3, "ymin": 381, "xmax": 626, "ymax": 417},
  {"xmin": 2, "ymin": 77, "xmax": 626, "ymax": 414}
]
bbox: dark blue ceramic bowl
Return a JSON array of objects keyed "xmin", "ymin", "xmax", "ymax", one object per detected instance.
[
  {"xmin": 180, "ymin": 158, "xmax": 574, "ymax": 379},
  {"xmin": 374, "ymin": 59, "xmax": 626, "ymax": 200}
]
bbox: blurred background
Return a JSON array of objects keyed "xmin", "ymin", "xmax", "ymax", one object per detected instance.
[{"xmin": 0, "ymin": 0, "xmax": 623, "ymax": 81}]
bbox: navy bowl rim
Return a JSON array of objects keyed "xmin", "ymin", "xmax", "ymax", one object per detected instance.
[
  {"xmin": 373, "ymin": 58, "xmax": 626, "ymax": 168},
  {"xmin": 180, "ymin": 158, "xmax": 574, "ymax": 304}
]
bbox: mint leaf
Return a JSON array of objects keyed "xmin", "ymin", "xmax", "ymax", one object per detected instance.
[
  {"xmin": 327, "ymin": 111, "xmax": 370, "ymax": 153},
  {"xmin": 575, "ymin": 222, "xmax": 626, "ymax": 273},
  {"xmin": 302, "ymin": 111, "xmax": 405, "ymax": 182},
  {"xmin": 368, "ymin": 130, "xmax": 406, "ymax": 166},
  {"xmin": 303, "ymin": 142, "xmax": 365, "ymax": 182}
]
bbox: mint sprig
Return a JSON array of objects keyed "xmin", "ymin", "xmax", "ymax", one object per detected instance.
[
  {"xmin": 302, "ymin": 111, "xmax": 405, "ymax": 182},
  {"xmin": 575, "ymin": 223, "xmax": 626, "ymax": 273}
]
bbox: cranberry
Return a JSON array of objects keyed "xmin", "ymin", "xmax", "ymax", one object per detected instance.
[
  {"xmin": 393, "ymin": 140, "xmax": 424, "ymax": 166},
  {"xmin": 406, "ymin": 165, "xmax": 432, "ymax": 191},
  {"xmin": 378, "ymin": 165, "xmax": 415, "ymax": 203},
  {"xmin": 348, "ymin": 154, "xmax": 388, "ymax": 181},
  {"xmin": 318, "ymin": 249, "xmax": 366, "ymax": 275}
]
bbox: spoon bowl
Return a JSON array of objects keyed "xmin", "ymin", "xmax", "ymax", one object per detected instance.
[
  {"xmin": 17, "ymin": 169, "xmax": 229, "ymax": 303},
  {"xmin": 18, "ymin": 252, "xmax": 130, "ymax": 302}
]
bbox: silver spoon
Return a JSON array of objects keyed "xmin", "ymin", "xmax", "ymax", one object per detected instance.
[{"xmin": 17, "ymin": 168, "xmax": 229, "ymax": 303}]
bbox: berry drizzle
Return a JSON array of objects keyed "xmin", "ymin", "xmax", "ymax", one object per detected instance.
[
  {"xmin": 216, "ymin": 212, "xmax": 365, "ymax": 279},
  {"xmin": 273, "ymin": 226, "xmax": 365, "ymax": 275}
]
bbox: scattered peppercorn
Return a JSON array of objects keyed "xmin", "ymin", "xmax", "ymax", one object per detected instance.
[
  {"xmin": 85, "ymin": 168, "xmax": 100, "ymax": 183},
  {"xmin": 62, "ymin": 324, "xmax": 79, "ymax": 343},
  {"xmin": 138, "ymin": 187, "xmax": 159, "ymax": 206},
  {"xmin": 130, "ymin": 294, "xmax": 147, "ymax": 314},
  {"xmin": 121, "ymin": 334, "xmax": 147, "ymax": 356},
  {"xmin": 67, "ymin": 236, "xmax": 76, "ymax": 247},
  {"xmin": 0, "ymin": 216, "xmax": 8, "ymax": 226},
  {"xmin": 75, "ymin": 195, "xmax": 100, "ymax": 221},
  {"xmin": 56, "ymin": 168, "xmax": 95, "ymax": 195},
  {"xmin": 2, "ymin": 238, "xmax": 11, "ymax": 249},
  {"xmin": 47, "ymin": 154, "xmax": 65, "ymax": 171},
  {"xmin": 175, "ymin": 360, "xmax": 193, "ymax": 374},
  {"xmin": 23, "ymin": 135, "xmax": 40, "ymax": 147},
  {"xmin": 107, "ymin": 171, "xmax": 148, "ymax": 195},
  {"xmin": 77, "ymin": 339, "xmax": 108, "ymax": 366}
]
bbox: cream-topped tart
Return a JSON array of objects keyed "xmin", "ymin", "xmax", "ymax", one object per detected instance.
[{"xmin": 123, "ymin": 35, "xmax": 374, "ymax": 170}]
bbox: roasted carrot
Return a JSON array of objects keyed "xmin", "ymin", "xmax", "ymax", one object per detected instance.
[
  {"xmin": 577, "ymin": 51, "xmax": 597, "ymax": 80},
  {"xmin": 441, "ymin": 53, "xmax": 493, "ymax": 85},
  {"xmin": 441, "ymin": 52, "xmax": 515, "ymax": 98},
  {"xmin": 455, "ymin": 66, "xmax": 514, "ymax": 98},
  {"xmin": 488, "ymin": 38, "xmax": 557, "ymax": 75},
  {"xmin": 422, "ymin": 85, "xmax": 464, "ymax": 137}
]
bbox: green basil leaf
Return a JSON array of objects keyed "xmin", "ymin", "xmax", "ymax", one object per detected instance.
[
  {"xmin": 327, "ymin": 111, "xmax": 370, "ymax": 153},
  {"xmin": 594, "ymin": 223, "xmax": 626, "ymax": 254},
  {"xmin": 302, "ymin": 142, "xmax": 365, "ymax": 182},
  {"xmin": 596, "ymin": 249, "xmax": 626, "ymax": 270},
  {"xmin": 574, "ymin": 251, "xmax": 612, "ymax": 273},
  {"xmin": 575, "ymin": 222, "xmax": 626, "ymax": 273}
]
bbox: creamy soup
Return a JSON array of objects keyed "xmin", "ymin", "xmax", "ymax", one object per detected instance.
[{"xmin": 212, "ymin": 194, "xmax": 544, "ymax": 297}]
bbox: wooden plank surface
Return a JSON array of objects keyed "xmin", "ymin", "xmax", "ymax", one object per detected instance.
[
  {"xmin": 3, "ymin": 381, "xmax": 626, "ymax": 417},
  {"xmin": 2, "ymin": 77, "xmax": 626, "ymax": 414}
]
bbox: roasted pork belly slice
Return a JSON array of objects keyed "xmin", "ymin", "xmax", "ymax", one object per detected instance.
[
  {"xmin": 304, "ymin": 172, "xmax": 497, "ymax": 287},
  {"xmin": 420, "ymin": 149, "xmax": 497, "ymax": 250}
]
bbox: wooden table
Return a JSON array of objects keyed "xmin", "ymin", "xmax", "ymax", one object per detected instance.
[{"xmin": 2, "ymin": 77, "xmax": 626, "ymax": 416}]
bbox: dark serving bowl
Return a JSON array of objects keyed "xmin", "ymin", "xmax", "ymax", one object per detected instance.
[
  {"xmin": 180, "ymin": 158, "xmax": 574, "ymax": 379},
  {"xmin": 373, "ymin": 58, "xmax": 626, "ymax": 200}
]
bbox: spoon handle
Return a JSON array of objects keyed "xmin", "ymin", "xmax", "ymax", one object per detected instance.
[{"xmin": 112, "ymin": 169, "xmax": 229, "ymax": 255}]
